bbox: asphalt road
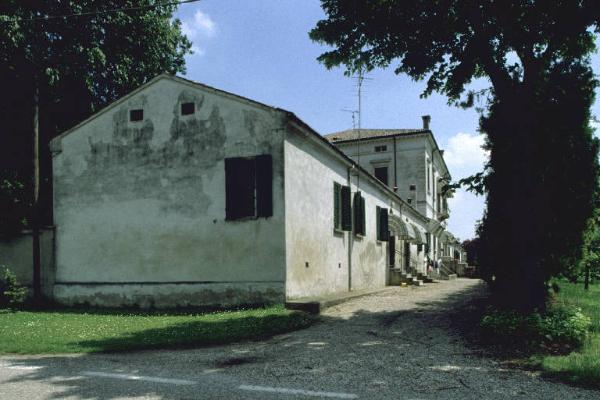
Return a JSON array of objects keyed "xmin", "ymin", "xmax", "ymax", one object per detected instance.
[{"xmin": 1, "ymin": 279, "xmax": 599, "ymax": 400}]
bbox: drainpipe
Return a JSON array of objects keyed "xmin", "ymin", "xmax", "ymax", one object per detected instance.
[
  {"xmin": 393, "ymin": 136, "xmax": 398, "ymax": 192},
  {"xmin": 347, "ymin": 165, "xmax": 353, "ymax": 292}
]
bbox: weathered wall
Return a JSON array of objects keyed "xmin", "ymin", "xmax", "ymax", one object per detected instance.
[
  {"xmin": 51, "ymin": 77, "xmax": 286, "ymax": 307},
  {"xmin": 284, "ymin": 129, "xmax": 427, "ymax": 299},
  {"xmin": 0, "ymin": 228, "xmax": 55, "ymax": 296}
]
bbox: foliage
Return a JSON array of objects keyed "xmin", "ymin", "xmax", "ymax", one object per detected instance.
[
  {"xmin": 539, "ymin": 280, "xmax": 600, "ymax": 387},
  {"xmin": 480, "ymin": 305, "xmax": 591, "ymax": 350},
  {"xmin": 311, "ymin": 0, "xmax": 600, "ymax": 312},
  {"xmin": 0, "ymin": 305, "xmax": 315, "ymax": 354},
  {"xmin": 0, "ymin": 267, "xmax": 28, "ymax": 308},
  {"xmin": 567, "ymin": 209, "xmax": 600, "ymax": 283},
  {"xmin": 461, "ymin": 237, "xmax": 481, "ymax": 266},
  {"xmin": 0, "ymin": 1, "xmax": 192, "ymax": 232}
]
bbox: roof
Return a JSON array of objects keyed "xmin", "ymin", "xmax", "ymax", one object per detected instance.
[{"xmin": 324, "ymin": 128, "xmax": 428, "ymax": 143}]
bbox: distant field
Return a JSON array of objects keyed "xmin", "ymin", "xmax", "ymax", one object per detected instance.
[
  {"xmin": 0, "ymin": 305, "xmax": 314, "ymax": 354},
  {"xmin": 541, "ymin": 281, "xmax": 600, "ymax": 387}
]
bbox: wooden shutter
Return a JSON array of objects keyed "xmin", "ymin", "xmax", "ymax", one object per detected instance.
[
  {"xmin": 333, "ymin": 182, "xmax": 341, "ymax": 230},
  {"xmin": 353, "ymin": 192, "xmax": 366, "ymax": 235},
  {"xmin": 256, "ymin": 154, "xmax": 273, "ymax": 218},
  {"xmin": 353, "ymin": 191, "xmax": 361, "ymax": 235},
  {"xmin": 381, "ymin": 208, "xmax": 390, "ymax": 240},
  {"xmin": 341, "ymin": 185, "xmax": 352, "ymax": 231},
  {"xmin": 225, "ymin": 157, "xmax": 255, "ymax": 220},
  {"xmin": 379, "ymin": 208, "xmax": 389, "ymax": 241},
  {"xmin": 376, "ymin": 206, "xmax": 381, "ymax": 240},
  {"xmin": 360, "ymin": 196, "xmax": 366, "ymax": 235}
]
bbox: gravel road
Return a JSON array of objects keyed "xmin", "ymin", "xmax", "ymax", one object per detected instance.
[{"xmin": 1, "ymin": 278, "xmax": 598, "ymax": 399}]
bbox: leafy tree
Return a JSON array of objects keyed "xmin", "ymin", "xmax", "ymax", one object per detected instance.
[
  {"xmin": 311, "ymin": 0, "xmax": 600, "ymax": 312},
  {"xmin": 0, "ymin": 1, "xmax": 192, "ymax": 234}
]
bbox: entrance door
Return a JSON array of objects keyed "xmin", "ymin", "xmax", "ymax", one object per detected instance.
[{"xmin": 389, "ymin": 235, "xmax": 396, "ymax": 268}]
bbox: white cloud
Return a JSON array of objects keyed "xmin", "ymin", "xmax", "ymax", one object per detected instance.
[
  {"xmin": 180, "ymin": 9, "xmax": 216, "ymax": 57},
  {"xmin": 443, "ymin": 132, "xmax": 489, "ymax": 240},
  {"xmin": 443, "ymin": 132, "xmax": 488, "ymax": 179}
]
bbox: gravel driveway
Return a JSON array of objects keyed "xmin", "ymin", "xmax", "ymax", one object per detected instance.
[{"xmin": 1, "ymin": 278, "xmax": 599, "ymax": 399}]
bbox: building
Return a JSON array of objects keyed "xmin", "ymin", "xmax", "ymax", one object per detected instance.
[
  {"xmin": 324, "ymin": 119, "xmax": 455, "ymax": 267},
  {"xmin": 48, "ymin": 74, "xmax": 432, "ymax": 308}
]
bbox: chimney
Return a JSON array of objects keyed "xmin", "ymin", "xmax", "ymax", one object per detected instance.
[{"xmin": 422, "ymin": 115, "xmax": 431, "ymax": 130}]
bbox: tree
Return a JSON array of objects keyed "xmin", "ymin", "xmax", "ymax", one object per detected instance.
[
  {"xmin": 0, "ymin": 1, "xmax": 191, "ymax": 298},
  {"xmin": 0, "ymin": 1, "xmax": 191, "ymax": 231},
  {"xmin": 310, "ymin": 1, "xmax": 600, "ymax": 312}
]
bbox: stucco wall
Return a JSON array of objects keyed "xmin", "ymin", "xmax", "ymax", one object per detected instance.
[
  {"xmin": 284, "ymin": 130, "xmax": 425, "ymax": 299},
  {"xmin": 0, "ymin": 228, "xmax": 55, "ymax": 296},
  {"xmin": 51, "ymin": 77, "xmax": 286, "ymax": 307}
]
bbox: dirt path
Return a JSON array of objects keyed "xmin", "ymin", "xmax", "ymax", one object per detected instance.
[{"xmin": 1, "ymin": 278, "xmax": 599, "ymax": 399}]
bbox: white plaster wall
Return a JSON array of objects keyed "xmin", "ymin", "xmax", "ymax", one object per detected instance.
[
  {"xmin": 52, "ymin": 77, "xmax": 286, "ymax": 306},
  {"xmin": 283, "ymin": 132, "xmax": 409, "ymax": 299}
]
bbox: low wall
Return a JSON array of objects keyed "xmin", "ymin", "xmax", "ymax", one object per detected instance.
[
  {"xmin": 53, "ymin": 282, "xmax": 285, "ymax": 309},
  {"xmin": 0, "ymin": 228, "xmax": 55, "ymax": 297}
]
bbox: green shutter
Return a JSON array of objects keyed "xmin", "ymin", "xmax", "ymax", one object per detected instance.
[
  {"xmin": 341, "ymin": 185, "xmax": 352, "ymax": 231},
  {"xmin": 361, "ymin": 196, "xmax": 366, "ymax": 235},
  {"xmin": 333, "ymin": 182, "xmax": 341, "ymax": 229},
  {"xmin": 353, "ymin": 191, "xmax": 361, "ymax": 235},
  {"xmin": 380, "ymin": 208, "xmax": 389, "ymax": 241}
]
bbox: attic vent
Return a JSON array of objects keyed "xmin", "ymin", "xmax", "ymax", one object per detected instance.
[
  {"xmin": 181, "ymin": 102, "xmax": 195, "ymax": 115},
  {"xmin": 130, "ymin": 109, "xmax": 143, "ymax": 122}
]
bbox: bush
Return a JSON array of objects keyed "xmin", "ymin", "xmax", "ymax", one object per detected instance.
[
  {"xmin": 480, "ymin": 305, "xmax": 591, "ymax": 351},
  {"xmin": 0, "ymin": 267, "xmax": 28, "ymax": 308}
]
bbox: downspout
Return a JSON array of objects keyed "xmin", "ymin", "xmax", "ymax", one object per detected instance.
[
  {"xmin": 347, "ymin": 165, "xmax": 353, "ymax": 292},
  {"xmin": 393, "ymin": 136, "xmax": 398, "ymax": 192}
]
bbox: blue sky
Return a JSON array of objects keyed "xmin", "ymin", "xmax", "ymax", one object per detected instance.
[{"xmin": 174, "ymin": 0, "xmax": 600, "ymax": 241}]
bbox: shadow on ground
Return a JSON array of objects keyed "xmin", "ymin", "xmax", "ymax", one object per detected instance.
[{"xmin": 2, "ymin": 280, "xmax": 595, "ymax": 400}]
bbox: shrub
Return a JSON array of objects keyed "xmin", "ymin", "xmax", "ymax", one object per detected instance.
[
  {"xmin": 480, "ymin": 305, "xmax": 591, "ymax": 351},
  {"xmin": 0, "ymin": 267, "xmax": 28, "ymax": 308}
]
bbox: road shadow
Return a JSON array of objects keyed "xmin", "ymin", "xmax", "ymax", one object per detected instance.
[{"xmin": 2, "ymin": 280, "xmax": 596, "ymax": 399}]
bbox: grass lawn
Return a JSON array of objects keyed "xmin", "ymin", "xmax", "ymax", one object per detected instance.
[
  {"xmin": 540, "ymin": 281, "xmax": 600, "ymax": 387},
  {"xmin": 0, "ymin": 305, "xmax": 314, "ymax": 354}
]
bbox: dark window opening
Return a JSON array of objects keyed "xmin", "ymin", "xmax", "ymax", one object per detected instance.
[
  {"xmin": 409, "ymin": 184, "xmax": 416, "ymax": 191},
  {"xmin": 334, "ymin": 183, "xmax": 352, "ymax": 231},
  {"xmin": 374, "ymin": 166, "xmax": 388, "ymax": 185},
  {"xmin": 130, "ymin": 109, "xmax": 143, "ymax": 122},
  {"xmin": 375, "ymin": 145, "xmax": 387, "ymax": 152},
  {"xmin": 353, "ymin": 191, "xmax": 366, "ymax": 236},
  {"xmin": 376, "ymin": 206, "xmax": 389, "ymax": 241},
  {"xmin": 181, "ymin": 102, "xmax": 195, "ymax": 115},
  {"xmin": 225, "ymin": 155, "xmax": 272, "ymax": 220},
  {"xmin": 407, "ymin": 199, "xmax": 412, "ymax": 204}
]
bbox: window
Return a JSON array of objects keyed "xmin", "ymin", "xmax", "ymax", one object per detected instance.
[
  {"xmin": 225, "ymin": 155, "xmax": 272, "ymax": 220},
  {"xmin": 374, "ymin": 166, "xmax": 388, "ymax": 185},
  {"xmin": 376, "ymin": 206, "xmax": 389, "ymax": 241},
  {"xmin": 353, "ymin": 191, "xmax": 366, "ymax": 236},
  {"xmin": 426, "ymin": 160, "xmax": 431, "ymax": 193},
  {"xmin": 409, "ymin": 184, "xmax": 416, "ymax": 191},
  {"xmin": 374, "ymin": 145, "xmax": 387, "ymax": 152},
  {"xmin": 181, "ymin": 102, "xmax": 195, "ymax": 115},
  {"xmin": 130, "ymin": 109, "xmax": 143, "ymax": 122},
  {"xmin": 334, "ymin": 182, "xmax": 352, "ymax": 231}
]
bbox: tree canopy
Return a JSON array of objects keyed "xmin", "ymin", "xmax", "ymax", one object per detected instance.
[
  {"xmin": 0, "ymin": 1, "xmax": 191, "ymax": 234},
  {"xmin": 311, "ymin": 0, "xmax": 600, "ymax": 312}
]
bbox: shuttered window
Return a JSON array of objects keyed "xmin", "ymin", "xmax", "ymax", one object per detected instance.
[
  {"xmin": 376, "ymin": 206, "xmax": 389, "ymax": 241},
  {"xmin": 225, "ymin": 154, "xmax": 272, "ymax": 220},
  {"xmin": 333, "ymin": 182, "xmax": 342, "ymax": 230},
  {"xmin": 341, "ymin": 185, "xmax": 352, "ymax": 231},
  {"xmin": 353, "ymin": 191, "xmax": 366, "ymax": 236}
]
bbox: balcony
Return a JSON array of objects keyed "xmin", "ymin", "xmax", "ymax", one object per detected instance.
[{"xmin": 437, "ymin": 209, "xmax": 450, "ymax": 221}]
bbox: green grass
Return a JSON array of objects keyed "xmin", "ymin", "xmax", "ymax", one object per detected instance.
[
  {"xmin": 0, "ymin": 305, "xmax": 314, "ymax": 354},
  {"xmin": 540, "ymin": 281, "xmax": 600, "ymax": 387}
]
